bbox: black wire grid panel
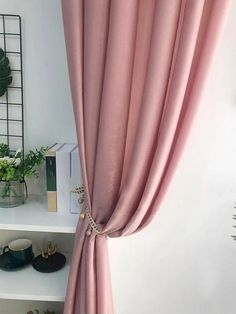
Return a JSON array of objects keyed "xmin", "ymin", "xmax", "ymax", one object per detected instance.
[{"xmin": 0, "ymin": 14, "xmax": 24, "ymax": 155}]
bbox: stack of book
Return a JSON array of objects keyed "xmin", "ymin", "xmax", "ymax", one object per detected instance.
[{"xmin": 45, "ymin": 143, "xmax": 83, "ymax": 214}]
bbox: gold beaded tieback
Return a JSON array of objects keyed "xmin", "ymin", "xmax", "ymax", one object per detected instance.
[{"xmin": 72, "ymin": 185, "xmax": 105, "ymax": 235}]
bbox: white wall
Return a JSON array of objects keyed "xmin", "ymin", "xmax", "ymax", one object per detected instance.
[
  {"xmin": 1, "ymin": 1, "xmax": 236, "ymax": 314},
  {"xmin": 0, "ymin": 0, "xmax": 77, "ymax": 196},
  {"xmin": 0, "ymin": 0, "xmax": 76, "ymax": 150},
  {"xmin": 109, "ymin": 2, "xmax": 236, "ymax": 314}
]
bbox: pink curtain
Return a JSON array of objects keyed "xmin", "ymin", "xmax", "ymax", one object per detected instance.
[{"xmin": 61, "ymin": 1, "xmax": 230, "ymax": 313}]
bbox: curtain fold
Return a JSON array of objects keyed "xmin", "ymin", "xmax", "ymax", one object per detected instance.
[{"xmin": 61, "ymin": 1, "xmax": 231, "ymax": 313}]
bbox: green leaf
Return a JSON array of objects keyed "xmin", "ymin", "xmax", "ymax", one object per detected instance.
[
  {"xmin": 0, "ymin": 56, "xmax": 10, "ymax": 67},
  {"xmin": 0, "ymin": 65, "xmax": 10, "ymax": 77},
  {"xmin": 0, "ymin": 48, "xmax": 12, "ymax": 97}
]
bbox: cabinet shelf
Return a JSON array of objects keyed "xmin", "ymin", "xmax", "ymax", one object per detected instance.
[
  {"xmin": 0, "ymin": 196, "xmax": 79, "ymax": 233},
  {"xmin": 0, "ymin": 255, "xmax": 70, "ymax": 301},
  {"xmin": 0, "ymin": 197, "xmax": 77, "ymax": 303}
]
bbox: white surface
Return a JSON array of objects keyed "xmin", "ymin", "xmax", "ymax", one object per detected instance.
[
  {"xmin": 0, "ymin": 255, "xmax": 70, "ymax": 301},
  {"xmin": 20, "ymin": 0, "xmax": 77, "ymax": 150},
  {"xmin": 0, "ymin": 197, "xmax": 79, "ymax": 233}
]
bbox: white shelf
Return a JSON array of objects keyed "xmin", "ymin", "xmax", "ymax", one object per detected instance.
[
  {"xmin": 0, "ymin": 255, "xmax": 70, "ymax": 301},
  {"xmin": 0, "ymin": 196, "xmax": 79, "ymax": 233}
]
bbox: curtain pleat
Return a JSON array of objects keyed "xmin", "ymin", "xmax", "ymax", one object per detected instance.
[{"xmin": 83, "ymin": 0, "xmax": 111, "ymax": 197}]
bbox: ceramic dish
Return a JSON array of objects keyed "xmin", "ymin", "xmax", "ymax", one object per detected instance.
[{"xmin": 32, "ymin": 252, "xmax": 66, "ymax": 273}]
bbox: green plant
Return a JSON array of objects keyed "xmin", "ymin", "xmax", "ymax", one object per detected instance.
[
  {"xmin": 0, "ymin": 144, "xmax": 46, "ymax": 199},
  {"xmin": 0, "ymin": 48, "xmax": 12, "ymax": 96},
  {"xmin": 0, "ymin": 143, "xmax": 46, "ymax": 182}
]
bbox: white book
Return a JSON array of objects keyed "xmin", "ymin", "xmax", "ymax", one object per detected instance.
[
  {"xmin": 56, "ymin": 143, "xmax": 77, "ymax": 213},
  {"xmin": 70, "ymin": 146, "xmax": 83, "ymax": 214}
]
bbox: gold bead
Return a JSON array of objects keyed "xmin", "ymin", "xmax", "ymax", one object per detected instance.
[{"xmin": 80, "ymin": 212, "xmax": 86, "ymax": 220}]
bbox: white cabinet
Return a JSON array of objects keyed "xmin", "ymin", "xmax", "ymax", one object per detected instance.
[{"xmin": 0, "ymin": 196, "xmax": 79, "ymax": 312}]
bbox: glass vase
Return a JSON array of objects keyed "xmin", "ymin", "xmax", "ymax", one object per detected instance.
[{"xmin": 0, "ymin": 180, "xmax": 25, "ymax": 208}]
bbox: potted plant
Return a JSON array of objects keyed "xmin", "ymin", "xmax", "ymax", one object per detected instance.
[{"xmin": 0, "ymin": 143, "xmax": 46, "ymax": 207}]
